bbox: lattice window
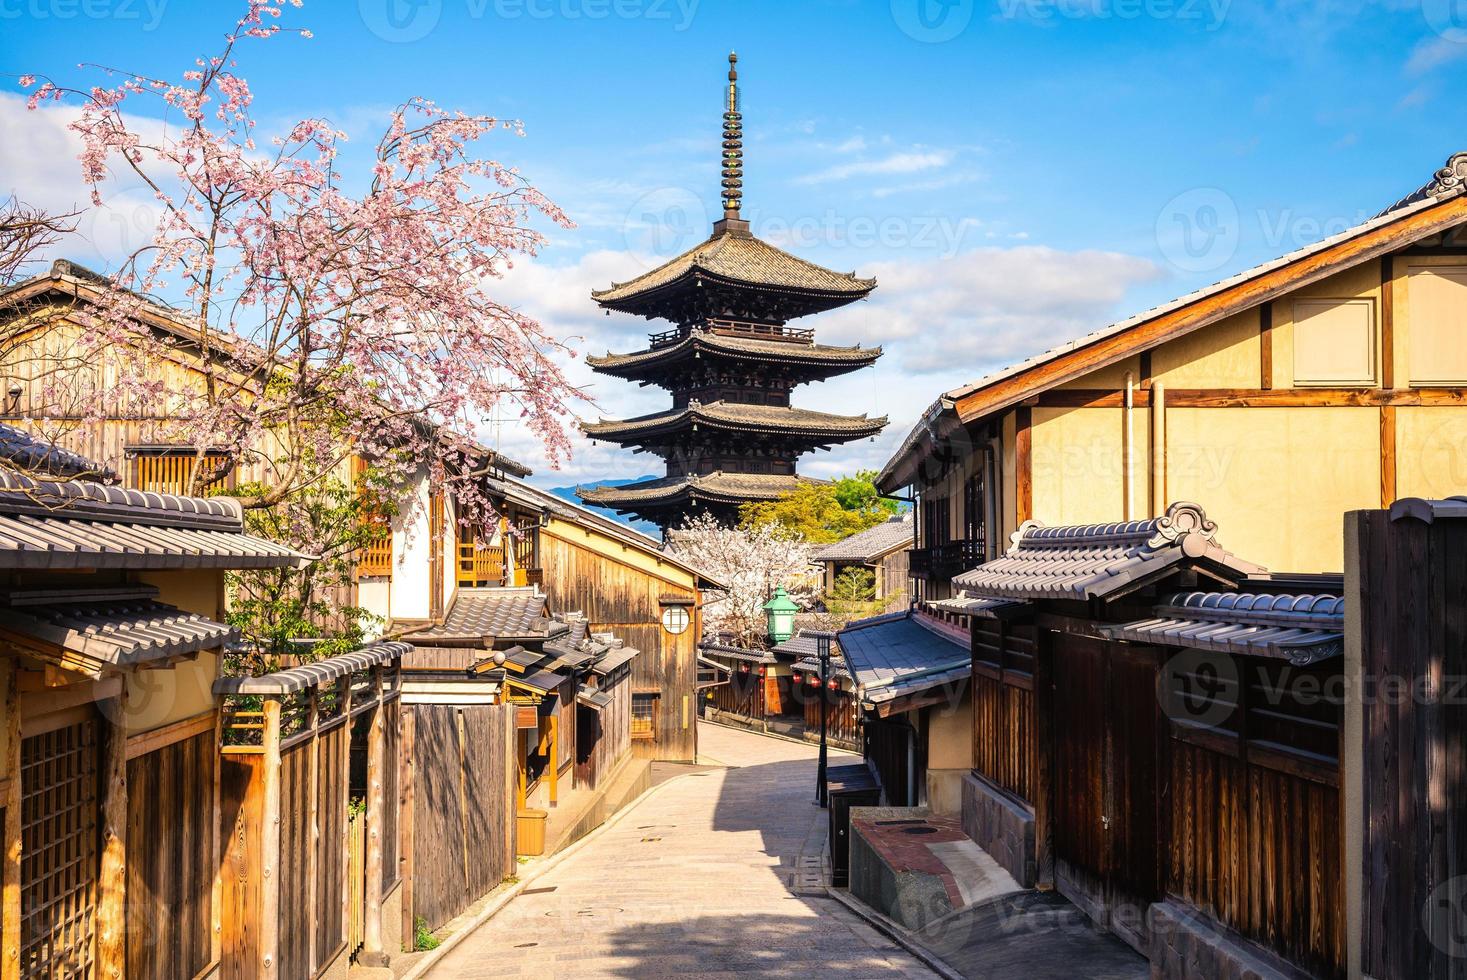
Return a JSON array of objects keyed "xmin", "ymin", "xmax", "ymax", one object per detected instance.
[
  {"xmin": 631, "ymin": 693, "xmax": 659, "ymax": 741},
  {"xmin": 21, "ymin": 718, "xmax": 100, "ymax": 979},
  {"xmin": 132, "ymin": 450, "xmax": 230, "ymax": 496},
  {"xmin": 352, "ymin": 456, "xmax": 393, "ymax": 579}
]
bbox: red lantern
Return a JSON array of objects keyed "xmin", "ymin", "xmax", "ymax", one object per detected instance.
[
  {"xmin": 739, "ymin": 662, "xmax": 749, "ymax": 673},
  {"xmin": 827, "ymin": 679, "xmax": 839, "ymax": 690},
  {"xmin": 757, "ymin": 666, "xmax": 766, "ymax": 677},
  {"xmin": 807, "ymin": 673, "xmax": 819, "ymax": 687}
]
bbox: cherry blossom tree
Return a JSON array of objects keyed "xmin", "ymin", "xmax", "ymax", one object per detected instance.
[
  {"xmin": 665, "ymin": 513, "xmax": 817, "ymax": 646},
  {"xmin": 21, "ymin": 0, "xmax": 582, "ymax": 515},
  {"xmin": 0, "ymin": 198, "xmax": 75, "ymax": 287}
]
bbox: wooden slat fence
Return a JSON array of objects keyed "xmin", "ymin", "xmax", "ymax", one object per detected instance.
[
  {"xmin": 408, "ymin": 703, "xmax": 515, "ymax": 932},
  {"xmin": 346, "ymin": 809, "xmax": 366, "ymax": 959}
]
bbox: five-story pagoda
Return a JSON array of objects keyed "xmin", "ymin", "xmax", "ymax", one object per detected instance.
[{"xmin": 580, "ymin": 53, "xmax": 885, "ymax": 531}]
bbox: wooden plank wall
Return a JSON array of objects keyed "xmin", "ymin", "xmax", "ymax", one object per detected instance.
[
  {"xmin": 577, "ymin": 673, "xmax": 631, "ymax": 791},
  {"xmin": 409, "ymin": 704, "xmax": 514, "ymax": 932},
  {"xmin": 537, "ymin": 530, "xmax": 698, "ymax": 762},
  {"xmin": 971, "ymin": 674, "xmax": 1035, "ymax": 803},
  {"xmin": 218, "ymin": 755, "xmax": 263, "ymax": 980},
  {"xmin": 125, "ymin": 730, "xmax": 215, "ymax": 979},
  {"xmin": 1357, "ymin": 509, "xmax": 1467, "ymax": 980},
  {"xmin": 1167, "ymin": 740, "xmax": 1344, "ymax": 978}
]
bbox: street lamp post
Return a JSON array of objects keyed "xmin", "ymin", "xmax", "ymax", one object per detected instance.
[{"xmin": 807, "ymin": 629, "xmax": 836, "ymax": 808}]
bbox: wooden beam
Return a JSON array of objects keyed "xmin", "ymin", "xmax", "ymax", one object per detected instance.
[
  {"xmin": 124, "ymin": 710, "xmax": 215, "ymax": 761},
  {"xmin": 400, "ymin": 707, "xmax": 416, "ymax": 953},
  {"xmin": 1260, "ymin": 301, "xmax": 1274, "ymax": 390},
  {"xmin": 362, "ymin": 668, "xmax": 386, "ymax": 963},
  {"xmin": 97, "ymin": 698, "xmax": 127, "ymax": 980},
  {"xmin": 1380, "ymin": 405, "xmax": 1397, "ymax": 508},
  {"xmin": 952, "ymin": 193, "xmax": 1467, "ymax": 425},
  {"xmin": 1138, "ymin": 350, "xmax": 1153, "ymax": 389},
  {"xmin": 1015, "ymin": 406, "xmax": 1033, "ymax": 524},
  {"xmin": 2, "ymin": 660, "xmax": 20, "ymax": 980},
  {"xmin": 547, "ymin": 713, "xmax": 558, "ymax": 808},
  {"xmin": 1033, "ymin": 386, "xmax": 1467, "ymax": 408},
  {"xmin": 210, "ymin": 706, "xmax": 223, "ymax": 966},
  {"xmin": 259, "ymin": 697, "xmax": 282, "ymax": 979},
  {"xmin": 305, "ymin": 688, "xmax": 320, "ymax": 971},
  {"xmin": 1151, "ymin": 382, "xmax": 1168, "ymax": 515},
  {"xmin": 337, "ymin": 676, "xmax": 353, "ymax": 954},
  {"xmin": 1380, "ymin": 256, "xmax": 1395, "ymax": 390}
]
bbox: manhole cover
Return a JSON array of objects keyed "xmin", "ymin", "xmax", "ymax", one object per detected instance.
[
  {"xmin": 641, "ymin": 836, "xmax": 663, "ymax": 842},
  {"xmin": 522, "ymin": 886, "xmax": 557, "ymax": 896},
  {"xmin": 545, "ymin": 907, "xmax": 625, "ymax": 918},
  {"xmin": 515, "ymin": 942, "xmax": 538, "ymax": 949},
  {"xmin": 902, "ymin": 826, "xmax": 939, "ymax": 835}
]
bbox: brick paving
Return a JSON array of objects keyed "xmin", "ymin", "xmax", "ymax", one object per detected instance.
[{"xmin": 425, "ymin": 722, "xmax": 938, "ymax": 978}]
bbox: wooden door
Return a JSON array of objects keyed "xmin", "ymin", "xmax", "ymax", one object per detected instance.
[
  {"xmin": 1049, "ymin": 633, "xmax": 1162, "ymax": 953},
  {"xmin": 21, "ymin": 716, "xmax": 101, "ymax": 979}
]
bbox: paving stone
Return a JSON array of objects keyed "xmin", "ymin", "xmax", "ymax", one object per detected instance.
[{"xmin": 425, "ymin": 723, "xmax": 937, "ymax": 979}]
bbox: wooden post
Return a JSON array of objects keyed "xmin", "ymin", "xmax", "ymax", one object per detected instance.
[
  {"xmin": 1150, "ymin": 381, "xmax": 1167, "ymax": 515},
  {"xmin": 97, "ymin": 698, "xmax": 128, "ymax": 979},
  {"xmin": 362, "ymin": 668, "xmax": 386, "ymax": 963},
  {"xmin": 546, "ymin": 713, "xmax": 558, "ymax": 808},
  {"xmin": 455, "ymin": 709, "xmax": 472, "ymax": 888},
  {"xmin": 400, "ymin": 707, "xmax": 416, "ymax": 953},
  {"xmin": 337, "ymin": 677, "xmax": 354, "ymax": 954},
  {"xmin": 304, "ymin": 688, "xmax": 320, "ymax": 971},
  {"xmin": 260, "ymin": 697, "xmax": 282, "ymax": 979},
  {"xmin": 2, "ymin": 660, "xmax": 21, "ymax": 980},
  {"xmin": 210, "ymin": 706, "xmax": 223, "ymax": 966}
]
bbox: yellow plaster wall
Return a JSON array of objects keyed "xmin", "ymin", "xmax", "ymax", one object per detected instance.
[
  {"xmin": 1390, "ymin": 255, "xmax": 1467, "ymax": 388},
  {"xmin": 1057, "ymin": 353, "xmax": 1143, "ymax": 390},
  {"xmin": 1396, "ymin": 406, "xmax": 1467, "ymax": 499},
  {"xmin": 120, "ymin": 651, "xmax": 219, "ymax": 735},
  {"xmin": 1150, "ymin": 309, "xmax": 1261, "ymax": 388},
  {"xmin": 1001, "ymin": 410, "xmax": 1018, "ymax": 543},
  {"xmin": 926, "ymin": 694, "xmax": 973, "ymax": 770},
  {"xmin": 142, "ymin": 569, "xmax": 226, "ymax": 620},
  {"xmin": 1271, "ymin": 264, "xmax": 1383, "ymax": 390},
  {"xmin": 1164, "ymin": 407, "xmax": 1379, "ymax": 572},
  {"xmin": 1031, "ymin": 406, "xmax": 1150, "ymax": 527}
]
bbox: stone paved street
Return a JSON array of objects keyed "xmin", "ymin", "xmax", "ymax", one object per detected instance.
[{"xmin": 425, "ymin": 722, "xmax": 938, "ymax": 978}]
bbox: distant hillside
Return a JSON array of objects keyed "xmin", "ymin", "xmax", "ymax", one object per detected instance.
[{"xmin": 548, "ymin": 477, "xmax": 662, "ymax": 538}]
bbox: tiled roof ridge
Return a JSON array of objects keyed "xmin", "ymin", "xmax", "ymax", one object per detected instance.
[
  {"xmin": 1007, "ymin": 502, "xmax": 1217, "ymax": 553},
  {"xmin": 1159, "ymin": 590, "xmax": 1344, "ymax": 626},
  {"xmin": 586, "ymin": 330, "xmax": 882, "ymax": 370},
  {"xmin": 0, "ymin": 467, "xmax": 243, "ymax": 531},
  {"xmin": 583, "ymin": 401, "xmax": 886, "ymax": 436}
]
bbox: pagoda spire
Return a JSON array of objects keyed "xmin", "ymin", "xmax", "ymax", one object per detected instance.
[{"xmin": 720, "ymin": 52, "xmax": 744, "ymax": 222}]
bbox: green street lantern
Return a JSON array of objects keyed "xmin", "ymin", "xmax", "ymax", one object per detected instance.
[{"xmin": 763, "ymin": 586, "xmax": 798, "ymax": 643}]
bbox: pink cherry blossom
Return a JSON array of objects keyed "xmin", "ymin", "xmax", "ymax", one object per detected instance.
[{"xmin": 26, "ymin": 0, "xmax": 583, "ymax": 528}]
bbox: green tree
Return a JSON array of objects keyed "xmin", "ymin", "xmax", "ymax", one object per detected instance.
[
  {"xmin": 224, "ymin": 470, "xmax": 391, "ymax": 674},
  {"xmin": 739, "ymin": 471, "xmax": 898, "ymax": 544}
]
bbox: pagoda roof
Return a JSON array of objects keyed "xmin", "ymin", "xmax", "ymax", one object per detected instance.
[
  {"xmin": 576, "ymin": 471, "xmax": 810, "ymax": 512},
  {"xmin": 581, "ymin": 402, "xmax": 886, "ymax": 446},
  {"xmin": 592, "ymin": 225, "xmax": 875, "ymax": 314},
  {"xmin": 587, "ymin": 329, "xmax": 880, "ymax": 380}
]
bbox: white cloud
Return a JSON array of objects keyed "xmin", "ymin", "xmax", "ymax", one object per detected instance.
[
  {"xmin": 1404, "ymin": 35, "xmax": 1467, "ymax": 76},
  {"xmin": 796, "ymin": 151, "xmax": 954, "ymax": 186}
]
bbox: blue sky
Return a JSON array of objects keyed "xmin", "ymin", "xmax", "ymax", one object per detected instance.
[{"xmin": 4, "ymin": 0, "xmax": 1467, "ymax": 488}]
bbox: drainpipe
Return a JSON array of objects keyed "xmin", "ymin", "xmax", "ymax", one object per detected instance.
[
  {"xmin": 1151, "ymin": 381, "xmax": 1167, "ymax": 515},
  {"xmin": 1123, "ymin": 372, "xmax": 1135, "ymax": 521}
]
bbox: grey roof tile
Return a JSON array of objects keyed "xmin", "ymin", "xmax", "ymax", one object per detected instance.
[
  {"xmin": 837, "ymin": 612, "xmax": 969, "ymax": 705},
  {"xmin": 1104, "ymin": 590, "xmax": 1345, "ymax": 665},
  {"xmin": 0, "ymin": 592, "xmax": 235, "ymax": 674},
  {"xmin": 405, "ymin": 588, "xmax": 548, "ymax": 642},
  {"xmin": 814, "ymin": 515, "xmax": 913, "ymax": 562},
  {"xmin": 952, "ymin": 502, "xmax": 1264, "ymax": 602}
]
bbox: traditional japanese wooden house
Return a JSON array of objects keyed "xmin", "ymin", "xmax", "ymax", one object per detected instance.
[
  {"xmin": 813, "ymin": 514, "xmax": 913, "ymax": 609},
  {"xmin": 581, "ymin": 54, "xmax": 884, "ymax": 530},
  {"xmin": 879, "ymin": 150, "xmax": 1467, "ymax": 585},
  {"xmin": 836, "ymin": 610, "xmax": 972, "ymax": 810},
  {"xmin": 929, "ymin": 502, "xmax": 1351, "ymax": 979},
  {"xmin": 0, "ymin": 427, "xmax": 307, "ymax": 979}
]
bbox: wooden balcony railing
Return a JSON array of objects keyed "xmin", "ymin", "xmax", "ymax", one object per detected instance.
[
  {"xmin": 909, "ymin": 538, "xmax": 985, "ymax": 583},
  {"xmin": 648, "ymin": 318, "xmax": 816, "ymax": 348},
  {"xmin": 457, "ymin": 539, "xmax": 505, "ymax": 588},
  {"xmin": 358, "ymin": 522, "xmax": 393, "ymax": 578}
]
